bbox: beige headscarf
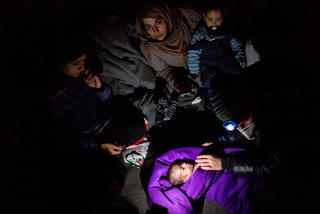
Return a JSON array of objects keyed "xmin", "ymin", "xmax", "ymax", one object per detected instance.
[{"xmin": 136, "ymin": 3, "xmax": 191, "ymax": 68}]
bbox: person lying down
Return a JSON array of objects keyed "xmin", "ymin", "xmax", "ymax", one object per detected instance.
[{"xmin": 147, "ymin": 147, "xmax": 263, "ymax": 214}]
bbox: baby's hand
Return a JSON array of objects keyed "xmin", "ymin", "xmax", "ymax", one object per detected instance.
[
  {"xmin": 240, "ymin": 61, "xmax": 246, "ymax": 68},
  {"xmin": 101, "ymin": 142, "xmax": 126, "ymax": 155},
  {"xmin": 83, "ymin": 69, "xmax": 102, "ymax": 89},
  {"xmin": 191, "ymin": 73, "xmax": 200, "ymax": 80}
]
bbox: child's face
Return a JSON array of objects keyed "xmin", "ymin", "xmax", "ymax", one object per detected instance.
[
  {"xmin": 171, "ymin": 162, "xmax": 194, "ymax": 183},
  {"xmin": 142, "ymin": 17, "xmax": 168, "ymax": 41},
  {"xmin": 60, "ymin": 54, "xmax": 87, "ymax": 78},
  {"xmin": 204, "ymin": 9, "xmax": 224, "ymax": 28}
]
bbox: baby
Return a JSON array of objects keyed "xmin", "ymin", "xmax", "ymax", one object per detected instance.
[
  {"xmin": 188, "ymin": 0, "xmax": 246, "ymax": 109},
  {"xmin": 167, "ymin": 158, "xmax": 200, "ymax": 186}
]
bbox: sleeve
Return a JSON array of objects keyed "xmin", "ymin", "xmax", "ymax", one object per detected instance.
[
  {"xmin": 188, "ymin": 26, "xmax": 208, "ymax": 74},
  {"xmin": 224, "ymin": 146, "xmax": 285, "ymax": 179},
  {"xmin": 230, "ymin": 36, "xmax": 246, "ymax": 63},
  {"xmin": 188, "ymin": 32, "xmax": 202, "ymax": 74},
  {"xmin": 94, "ymin": 81, "xmax": 114, "ymax": 105}
]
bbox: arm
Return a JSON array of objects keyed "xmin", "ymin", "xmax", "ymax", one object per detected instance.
[
  {"xmin": 222, "ymin": 147, "xmax": 284, "ymax": 178},
  {"xmin": 197, "ymin": 145, "xmax": 285, "ymax": 179},
  {"xmin": 93, "ymin": 81, "xmax": 114, "ymax": 105},
  {"xmin": 188, "ymin": 26, "xmax": 208, "ymax": 75},
  {"xmin": 83, "ymin": 70, "xmax": 114, "ymax": 105},
  {"xmin": 230, "ymin": 37, "xmax": 246, "ymax": 68},
  {"xmin": 188, "ymin": 49, "xmax": 201, "ymax": 75}
]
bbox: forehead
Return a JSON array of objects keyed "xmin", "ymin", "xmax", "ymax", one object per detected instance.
[
  {"xmin": 171, "ymin": 164, "xmax": 184, "ymax": 176},
  {"xmin": 206, "ymin": 9, "xmax": 223, "ymax": 18},
  {"xmin": 142, "ymin": 17, "xmax": 162, "ymax": 25}
]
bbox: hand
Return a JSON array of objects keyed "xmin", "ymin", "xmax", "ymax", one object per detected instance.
[
  {"xmin": 240, "ymin": 61, "xmax": 246, "ymax": 68},
  {"xmin": 83, "ymin": 69, "xmax": 102, "ymax": 89},
  {"xmin": 190, "ymin": 73, "xmax": 200, "ymax": 80},
  {"xmin": 202, "ymin": 142, "xmax": 214, "ymax": 147},
  {"xmin": 174, "ymin": 80, "xmax": 197, "ymax": 94},
  {"xmin": 101, "ymin": 142, "xmax": 126, "ymax": 155},
  {"xmin": 195, "ymin": 154, "xmax": 222, "ymax": 170}
]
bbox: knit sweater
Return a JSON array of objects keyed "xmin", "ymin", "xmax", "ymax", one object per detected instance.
[{"xmin": 47, "ymin": 73, "xmax": 114, "ymax": 148}]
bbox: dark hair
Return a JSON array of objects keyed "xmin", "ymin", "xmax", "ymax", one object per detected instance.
[
  {"xmin": 167, "ymin": 162, "xmax": 185, "ymax": 186},
  {"xmin": 54, "ymin": 32, "xmax": 92, "ymax": 66},
  {"xmin": 202, "ymin": 0, "xmax": 227, "ymax": 15},
  {"xmin": 167, "ymin": 158, "xmax": 194, "ymax": 186}
]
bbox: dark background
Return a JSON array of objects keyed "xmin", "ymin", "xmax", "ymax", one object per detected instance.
[{"xmin": 0, "ymin": 0, "xmax": 319, "ymax": 213}]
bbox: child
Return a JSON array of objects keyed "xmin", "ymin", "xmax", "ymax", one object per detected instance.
[
  {"xmin": 45, "ymin": 27, "xmax": 146, "ymax": 155},
  {"xmin": 167, "ymin": 158, "xmax": 199, "ymax": 186},
  {"xmin": 148, "ymin": 147, "xmax": 263, "ymax": 214},
  {"xmin": 188, "ymin": 0, "xmax": 246, "ymax": 108}
]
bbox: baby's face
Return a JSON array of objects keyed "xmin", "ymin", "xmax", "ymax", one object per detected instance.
[
  {"xmin": 171, "ymin": 162, "xmax": 194, "ymax": 183},
  {"xmin": 204, "ymin": 9, "xmax": 224, "ymax": 28}
]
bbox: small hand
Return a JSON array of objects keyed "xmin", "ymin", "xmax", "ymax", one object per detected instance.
[
  {"xmin": 240, "ymin": 61, "xmax": 246, "ymax": 68},
  {"xmin": 195, "ymin": 154, "xmax": 222, "ymax": 170},
  {"xmin": 101, "ymin": 142, "xmax": 126, "ymax": 155},
  {"xmin": 191, "ymin": 73, "xmax": 200, "ymax": 80},
  {"xmin": 83, "ymin": 69, "xmax": 102, "ymax": 89},
  {"xmin": 174, "ymin": 81, "xmax": 197, "ymax": 95},
  {"xmin": 174, "ymin": 82, "xmax": 180, "ymax": 93}
]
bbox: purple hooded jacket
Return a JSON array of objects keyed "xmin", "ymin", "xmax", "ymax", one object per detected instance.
[{"xmin": 148, "ymin": 147, "xmax": 263, "ymax": 214}]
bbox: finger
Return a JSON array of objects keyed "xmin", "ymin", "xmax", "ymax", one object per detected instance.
[
  {"xmin": 113, "ymin": 149, "xmax": 121, "ymax": 154},
  {"xmin": 195, "ymin": 159, "xmax": 211, "ymax": 164},
  {"xmin": 200, "ymin": 166, "xmax": 213, "ymax": 170},
  {"xmin": 202, "ymin": 142, "xmax": 213, "ymax": 147},
  {"xmin": 110, "ymin": 150, "xmax": 121, "ymax": 155},
  {"xmin": 197, "ymin": 155, "xmax": 213, "ymax": 159}
]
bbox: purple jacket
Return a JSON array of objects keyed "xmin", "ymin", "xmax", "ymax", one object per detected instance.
[{"xmin": 148, "ymin": 147, "xmax": 263, "ymax": 214}]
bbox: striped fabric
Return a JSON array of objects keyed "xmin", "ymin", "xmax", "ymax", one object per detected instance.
[
  {"xmin": 48, "ymin": 76, "xmax": 114, "ymax": 148},
  {"xmin": 188, "ymin": 25, "xmax": 245, "ymax": 74}
]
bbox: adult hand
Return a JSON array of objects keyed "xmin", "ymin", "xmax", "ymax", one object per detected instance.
[
  {"xmin": 240, "ymin": 61, "xmax": 246, "ymax": 68},
  {"xmin": 101, "ymin": 142, "xmax": 126, "ymax": 156},
  {"xmin": 202, "ymin": 142, "xmax": 214, "ymax": 147},
  {"xmin": 195, "ymin": 154, "xmax": 222, "ymax": 170},
  {"xmin": 83, "ymin": 69, "xmax": 102, "ymax": 89}
]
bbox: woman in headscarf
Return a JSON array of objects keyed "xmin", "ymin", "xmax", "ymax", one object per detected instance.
[{"xmin": 136, "ymin": 2, "xmax": 202, "ymax": 94}]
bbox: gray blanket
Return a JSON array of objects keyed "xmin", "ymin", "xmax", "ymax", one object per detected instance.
[
  {"xmin": 89, "ymin": 16, "xmax": 156, "ymax": 96},
  {"xmin": 89, "ymin": 16, "xmax": 202, "ymax": 129}
]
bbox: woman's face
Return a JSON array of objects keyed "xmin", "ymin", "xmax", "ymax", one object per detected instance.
[
  {"xmin": 142, "ymin": 18, "xmax": 168, "ymax": 41},
  {"xmin": 60, "ymin": 54, "xmax": 87, "ymax": 77}
]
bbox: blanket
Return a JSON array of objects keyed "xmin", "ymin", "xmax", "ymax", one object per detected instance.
[
  {"xmin": 89, "ymin": 16, "xmax": 203, "ymax": 129},
  {"xmin": 89, "ymin": 16, "xmax": 157, "ymax": 96},
  {"xmin": 148, "ymin": 147, "xmax": 263, "ymax": 214}
]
